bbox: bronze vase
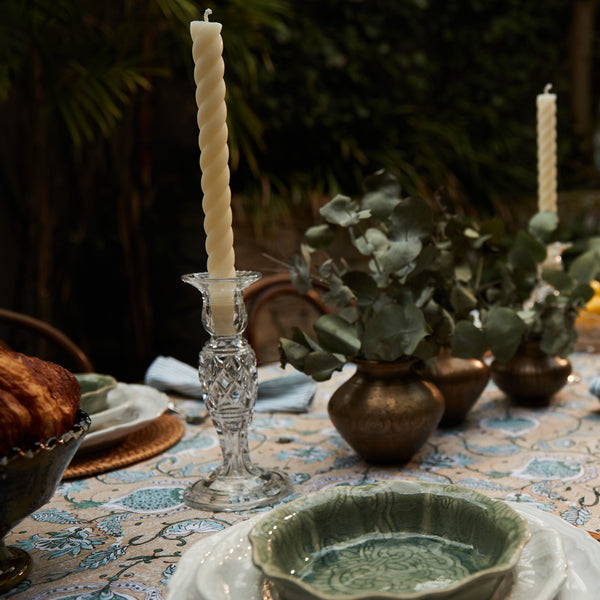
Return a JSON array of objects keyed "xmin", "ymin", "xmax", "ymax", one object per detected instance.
[
  {"xmin": 418, "ymin": 346, "xmax": 490, "ymax": 427},
  {"xmin": 327, "ymin": 359, "xmax": 444, "ymax": 464},
  {"xmin": 490, "ymin": 341, "xmax": 572, "ymax": 405}
]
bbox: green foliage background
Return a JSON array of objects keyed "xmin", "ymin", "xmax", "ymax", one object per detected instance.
[
  {"xmin": 0, "ymin": 0, "xmax": 598, "ymax": 380},
  {"xmin": 235, "ymin": 0, "xmax": 583, "ymax": 220}
]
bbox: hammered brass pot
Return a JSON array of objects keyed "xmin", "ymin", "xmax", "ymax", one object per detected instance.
[
  {"xmin": 419, "ymin": 346, "xmax": 490, "ymax": 427},
  {"xmin": 327, "ymin": 360, "xmax": 444, "ymax": 464},
  {"xmin": 490, "ymin": 341, "xmax": 572, "ymax": 405}
]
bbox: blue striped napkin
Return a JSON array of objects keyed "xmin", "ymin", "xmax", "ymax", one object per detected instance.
[{"xmin": 144, "ymin": 356, "xmax": 316, "ymax": 413}]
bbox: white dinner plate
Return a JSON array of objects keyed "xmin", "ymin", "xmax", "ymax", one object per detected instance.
[
  {"xmin": 87, "ymin": 392, "xmax": 136, "ymax": 434},
  {"xmin": 508, "ymin": 502, "xmax": 600, "ymax": 600},
  {"xmin": 167, "ymin": 502, "xmax": 600, "ymax": 600},
  {"xmin": 78, "ymin": 383, "xmax": 168, "ymax": 452}
]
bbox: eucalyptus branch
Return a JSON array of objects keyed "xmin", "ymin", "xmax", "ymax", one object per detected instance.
[
  {"xmin": 474, "ymin": 255, "xmax": 484, "ymax": 291},
  {"xmin": 263, "ymin": 251, "xmax": 328, "ymax": 289}
]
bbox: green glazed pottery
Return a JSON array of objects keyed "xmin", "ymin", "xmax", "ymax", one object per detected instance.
[
  {"xmin": 0, "ymin": 411, "xmax": 90, "ymax": 593},
  {"xmin": 248, "ymin": 480, "xmax": 530, "ymax": 600},
  {"xmin": 75, "ymin": 373, "xmax": 117, "ymax": 414}
]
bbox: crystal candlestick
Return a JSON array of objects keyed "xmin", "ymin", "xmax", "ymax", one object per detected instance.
[{"xmin": 181, "ymin": 271, "xmax": 291, "ymax": 511}]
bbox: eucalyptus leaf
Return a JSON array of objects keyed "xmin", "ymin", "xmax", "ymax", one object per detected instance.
[
  {"xmin": 320, "ymin": 194, "xmax": 364, "ymax": 227},
  {"xmin": 567, "ymin": 249, "xmax": 600, "ymax": 284},
  {"xmin": 497, "ymin": 263, "xmax": 518, "ymax": 303},
  {"xmin": 289, "ymin": 327, "xmax": 322, "ymax": 352},
  {"xmin": 305, "ymin": 224, "xmax": 334, "ymax": 249},
  {"xmin": 507, "ymin": 245, "xmax": 539, "ymax": 299},
  {"xmin": 303, "ymin": 351, "xmax": 346, "ymax": 381},
  {"xmin": 377, "ymin": 238, "xmax": 422, "ymax": 277},
  {"xmin": 421, "ymin": 301, "xmax": 453, "ymax": 343},
  {"xmin": 412, "ymin": 282, "xmax": 435, "ymax": 308},
  {"xmin": 450, "ymin": 283, "xmax": 478, "ymax": 316},
  {"xmin": 389, "ymin": 196, "xmax": 433, "ymax": 242},
  {"xmin": 318, "ymin": 258, "xmax": 335, "ymax": 279},
  {"xmin": 451, "ymin": 320, "xmax": 487, "ymax": 358},
  {"xmin": 540, "ymin": 268, "xmax": 572, "ymax": 292},
  {"xmin": 313, "ymin": 314, "xmax": 361, "ymax": 356},
  {"xmin": 362, "ymin": 169, "xmax": 402, "ymax": 197},
  {"xmin": 539, "ymin": 329, "xmax": 576, "ymax": 358},
  {"xmin": 516, "ymin": 308, "xmax": 536, "ymax": 326},
  {"xmin": 570, "ymin": 283, "xmax": 595, "ymax": 305},
  {"xmin": 587, "ymin": 237, "xmax": 600, "ymax": 252},
  {"xmin": 512, "ymin": 230, "xmax": 547, "ymax": 264},
  {"xmin": 354, "ymin": 227, "xmax": 389, "ymax": 256},
  {"xmin": 279, "ymin": 337, "xmax": 311, "ymax": 371},
  {"xmin": 361, "ymin": 303, "xmax": 427, "ymax": 360},
  {"xmin": 393, "ymin": 262, "xmax": 418, "ymax": 284},
  {"xmin": 539, "ymin": 308, "xmax": 575, "ymax": 357},
  {"xmin": 528, "ymin": 211, "xmax": 558, "ymax": 242},
  {"xmin": 338, "ymin": 305, "xmax": 360, "ymax": 323},
  {"xmin": 483, "ymin": 307, "xmax": 526, "ymax": 362},
  {"xmin": 361, "ymin": 190, "xmax": 401, "ymax": 219},
  {"xmin": 412, "ymin": 337, "xmax": 440, "ymax": 360},
  {"xmin": 471, "ymin": 233, "xmax": 493, "ymax": 249},
  {"xmin": 410, "ymin": 244, "xmax": 440, "ymax": 278},
  {"xmin": 454, "ymin": 263, "xmax": 472, "ymax": 282},
  {"xmin": 342, "ymin": 271, "xmax": 378, "ymax": 306},
  {"xmin": 289, "ymin": 251, "xmax": 311, "ymax": 294},
  {"xmin": 322, "ymin": 273, "xmax": 354, "ymax": 307},
  {"xmin": 479, "ymin": 218, "xmax": 505, "ymax": 244},
  {"xmin": 369, "ymin": 261, "xmax": 391, "ymax": 287},
  {"xmin": 385, "ymin": 286, "xmax": 413, "ymax": 308}
]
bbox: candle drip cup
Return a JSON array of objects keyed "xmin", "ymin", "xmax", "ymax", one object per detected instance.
[{"xmin": 180, "ymin": 271, "xmax": 291, "ymax": 511}]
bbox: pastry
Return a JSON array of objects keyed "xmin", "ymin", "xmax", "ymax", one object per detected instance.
[{"xmin": 0, "ymin": 347, "xmax": 80, "ymax": 455}]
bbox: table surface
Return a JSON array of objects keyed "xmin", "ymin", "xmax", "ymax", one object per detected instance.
[{"xmin": 4, "ymin": 352, "xmax": 600, "ymax": 600}]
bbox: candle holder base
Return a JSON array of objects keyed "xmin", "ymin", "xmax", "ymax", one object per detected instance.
[{"xmin": 183, "ymin": 468, "xmax": 291, "ymax": 512}]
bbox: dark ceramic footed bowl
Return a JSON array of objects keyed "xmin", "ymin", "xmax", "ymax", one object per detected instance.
[
  {"xmin": 0, "ymin": 411, "xmax": 90, "ymax": 593},
  {"xmin": 249, "ymin": 481, "xmax": 530, "ymax": 600}
]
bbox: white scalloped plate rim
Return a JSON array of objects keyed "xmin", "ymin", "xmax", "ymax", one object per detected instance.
[{"xmin": 507, "ymin": 502, "xmax": 600, "ymax": 600}]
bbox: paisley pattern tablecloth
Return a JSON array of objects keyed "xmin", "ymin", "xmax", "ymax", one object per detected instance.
[{"xmin": 4, "ymin": 352, "xmax": 600, "ymax": 600}]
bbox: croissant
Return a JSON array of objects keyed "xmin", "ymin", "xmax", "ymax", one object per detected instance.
[{"xmin": 0, "ymin": 347, "xmax": 81, "ymax": 455}]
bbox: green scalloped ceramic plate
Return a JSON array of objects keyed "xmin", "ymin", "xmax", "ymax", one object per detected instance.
[{"xmin": 248, "ymin": 481, "xmax": 531, "ymax": 600}]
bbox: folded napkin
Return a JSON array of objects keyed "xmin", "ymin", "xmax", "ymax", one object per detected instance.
[
  {"xmin": 589, "ymin": 376, "xmax": 600, "ymax": 398},
  {"xmin": 144, "ymin": 356, "xmax": 316, "ymax": 413}
]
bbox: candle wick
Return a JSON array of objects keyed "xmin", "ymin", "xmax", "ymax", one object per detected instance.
[
  {"xmin": 204, "ymin": 8, "xmax": 212, "ymax": 22},
  {"xmin": 544, "ymin": 83, "xmax": 553, "ymax": 94}
]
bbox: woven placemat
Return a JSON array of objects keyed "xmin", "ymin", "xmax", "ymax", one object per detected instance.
[{"xmin": 63, "ymin": 413, "xmax": 185, "ymax": 479}]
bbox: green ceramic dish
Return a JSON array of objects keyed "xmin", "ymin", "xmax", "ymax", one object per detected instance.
[
  {"xmin": 75, "ymin": 373, "xmax": 117, "ymax": 414},
  {"xmin": 248, "ymin": 481, "xmax": 531, "ymax": 600}
]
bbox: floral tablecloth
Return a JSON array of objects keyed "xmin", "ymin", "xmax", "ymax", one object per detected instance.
[{"xmin": 4, "ymin": 352, "xmax": 600, "ymax": 600}]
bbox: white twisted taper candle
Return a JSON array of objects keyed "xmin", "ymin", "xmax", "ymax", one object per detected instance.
[
  {"xmin": 536, "ymin": 83, "xmax": 558, "ymax": 214},
  {"xmin": 191, "ymin": 9, "xmax": 236, "ymax": 334},
  {"xmin": 191, "ymin": 9, "xmax": 236, "ymax": 278}
]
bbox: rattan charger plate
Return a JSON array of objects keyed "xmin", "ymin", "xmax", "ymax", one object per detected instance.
[{"xmin": 63, "ymin": 413, "xmax": 184, "ymax": 479}]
